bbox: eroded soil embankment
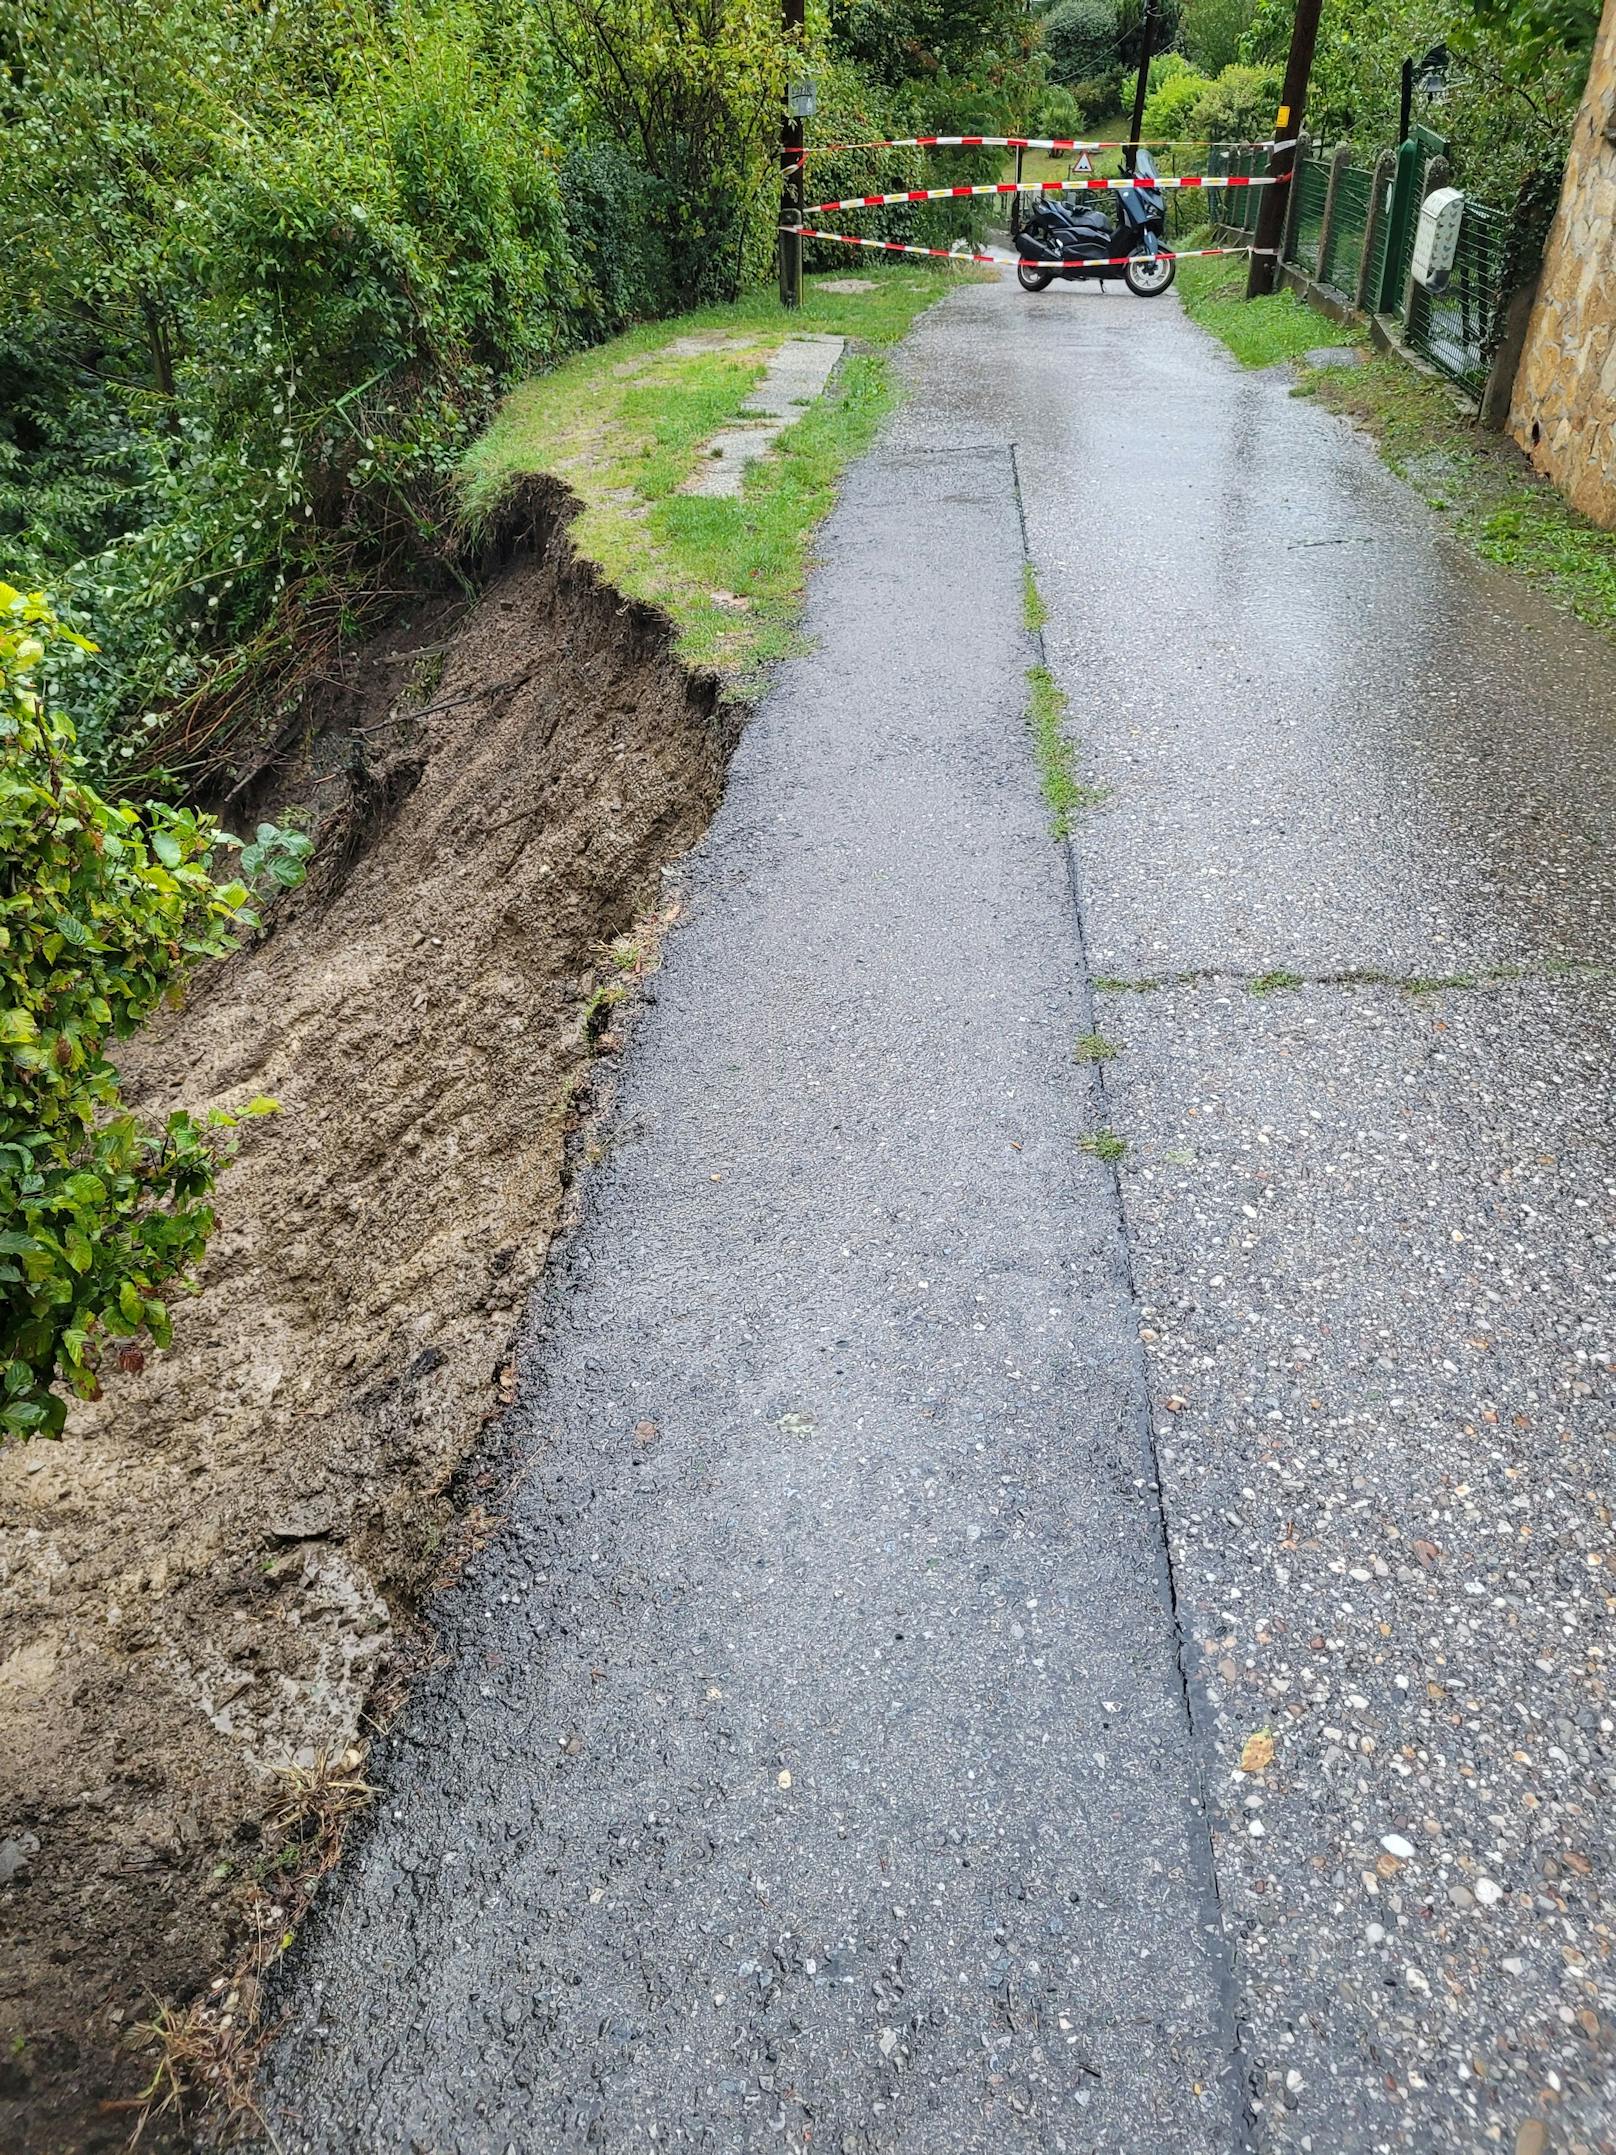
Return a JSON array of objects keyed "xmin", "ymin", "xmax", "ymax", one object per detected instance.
[{"xmin": 0, "ymin": 484, "xmax": 735, "ymax": 2151}]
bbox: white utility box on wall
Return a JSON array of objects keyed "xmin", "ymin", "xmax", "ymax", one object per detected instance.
[{"xmin": 1411, "ymin": 187, "xmax": 1465, "ymax": 292}]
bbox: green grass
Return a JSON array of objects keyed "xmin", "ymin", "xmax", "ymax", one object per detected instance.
[
  {"xmin": 1022, "ymin": 561, "xmax": 1048, "ymax": 633},
  {"xmin": 1073, "ymin": 1030, "xmax": 1119, "ymax": 1062},
  {"xmin": 459, "ymin": 269, "xmax": 956, "ymax": 691},
  {"xmin": 1026, "ymin": 664, "xmax": 1106, "ymax": 835},
  {"xmin": 1174, "ymin": 245, "xmax": 1360, "ymax": 369},
  {"xmin": 1078, "ymin": 1129, "xmax": 1128, "ymax": 1162}
]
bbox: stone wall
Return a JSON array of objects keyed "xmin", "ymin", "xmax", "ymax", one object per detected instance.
[{"xmin": 1508, "ymin": 0, "xmax": 1616, "ymax": 528}]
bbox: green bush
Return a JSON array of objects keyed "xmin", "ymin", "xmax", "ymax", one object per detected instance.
[
  {"xmin": 1043, "ymin": 0, "xmax": 1121, "ymax": 87},
  {"xmin": 1141, "ymin": 66, "xmax": 1214, "ymax": 138},
  {"xmin": 1187, "ymin": 60, "xmax": 1283, "ymax": 142},
  {"xmin": 0, "ymin": 585, "xmax": 267, "ymax": 1441}
]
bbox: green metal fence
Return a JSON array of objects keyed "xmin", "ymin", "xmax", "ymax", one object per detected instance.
[
  {"xmin": 1405, "ymin": 197, "xmax": 1509, "ymax": 395},
  {"xmin": 1204, "ymin": 130, "xmax": 1512, "ymax": 411},
  {"xmin": 1287, "ymin": 153, "xmax": 1330, "ymax": 278},
  {"xmin": 1318, "ymin": 163, "xmax": 1371, "ymax": 294},
  {"xmin": 1205, "ymin": 144, "xmax": 1263, "ymax": 236}
]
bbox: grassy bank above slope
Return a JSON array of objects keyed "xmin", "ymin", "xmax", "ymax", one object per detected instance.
[{"xmin": 461, "ymin": 269, "xmax": 958, "ymax": 692}]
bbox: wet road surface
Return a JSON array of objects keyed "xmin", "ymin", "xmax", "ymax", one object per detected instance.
[{"xmin": 264, "ymin": 278, "xmax": 1616, "ymax": 2152}]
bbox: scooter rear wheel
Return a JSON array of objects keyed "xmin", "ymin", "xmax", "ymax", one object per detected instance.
[
  {"xmin": 1125, "ymin": 251, "xmax": 1176, "ymax": 297},
  {"xmin": 1017, "ymin": 262, "xmax": 1054, "ymax": 293}
]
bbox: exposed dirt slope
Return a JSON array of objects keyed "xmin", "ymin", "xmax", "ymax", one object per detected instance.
[{"xmin": 0, "ymin": 485, "xmax": 734, "ymax": 2150}]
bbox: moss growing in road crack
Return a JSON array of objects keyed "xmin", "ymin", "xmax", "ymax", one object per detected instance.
[
  {"xmin": 1074, "ymin": 1030, "xmax": 1120, "ymax": 1062},
  {"xmin": 1079, "ymin": 1129, "xmax": 1128, "ymax": 1162},
  {"xmin": 1027, "ymin": 665, "xmax": 1106, "ymax": 835},
  {"xmin": 1022, "ymin": 562, "xmax": 1049, "ymax": 633}
]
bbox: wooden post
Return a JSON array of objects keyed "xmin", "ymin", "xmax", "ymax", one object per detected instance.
[
  {"xmin": 1247, "ymin": 0, "xmax": 1324, "ymax": 296},
  {"xmin": 1126, "ymin": 0, "xmax": 1157, "ymax": 176},
  {"xmin": 1316, "ymin": 141, "xmax": 1350, "ymax": 287},
  {"xmin": 1278, "ymin": 130, "xmax": 1310, "ymax": 268},
  {"xmin": 1356, "ymin": 147, "xmax": 1394, "ymax": 311}
]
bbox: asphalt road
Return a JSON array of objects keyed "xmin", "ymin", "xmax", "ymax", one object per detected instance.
[{"xmin": 263, "ymin": 278, "xmax": 1616, "ymax": 2154}]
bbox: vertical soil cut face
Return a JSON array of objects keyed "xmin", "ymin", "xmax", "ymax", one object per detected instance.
[{"xmin": 0, "ymin": 483, "xmax": 736, "ymax": 2152}]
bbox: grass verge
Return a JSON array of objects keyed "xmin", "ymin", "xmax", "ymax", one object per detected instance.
[
  {"xmin": 1176, "ymin": 242, "xmax": 1616, "ymax": 640},
  {"xmin": 460, "ymin": 269, "xmax": 959, "ymax": 691},
  {"xmin": 1174, "ymin": 245, "xmax": 1359, "ymax": 368}
]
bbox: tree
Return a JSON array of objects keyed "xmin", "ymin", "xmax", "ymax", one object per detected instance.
[{"xmin": 1181, "ymin": 0, "xmax": 1255, "ymax": 75}]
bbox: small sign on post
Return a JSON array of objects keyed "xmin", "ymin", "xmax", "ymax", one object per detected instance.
[
  {"xmin": 1072, "ymin": 149, "xmax": 1093, "ymax": 173},
  {"xmin": 788, "ymin": 77, "xmax": 816, "ymax": 118}
]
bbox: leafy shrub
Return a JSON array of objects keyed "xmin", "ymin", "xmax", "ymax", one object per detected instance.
[
  {"xmin": 536, "ymin": 0, "xmax": 787, "ymax": 305},
  {"xmin": 0, "ymin": 586, "xmax": 266, "ymax": 1440},
  {"xmin": 1142, "ymin": 65, "xmax": 1215, "ymax": 138},
  {"xmin": 1180, "ymin": 0, "xmax": 1255, "ymax": 77},
  {"xmin": 559, "ymin": 146, "xmax": 681, "ymax": 334},
  {"xmin": 1187, "ymin": 61, "xmax": 1283, "ymax": 143}
]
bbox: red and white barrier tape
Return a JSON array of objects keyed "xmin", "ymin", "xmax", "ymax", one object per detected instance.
[
  {"xmin": 781, "ymin": 224, "xmax": 1276, "ymax": 270},
  {"xmin": 805, "ymin": 172, "xmax": 1286, "ymax": 214},
  {"xmin": 798, "ymin": 132, "xmax": 1298, "ymax": 157}
]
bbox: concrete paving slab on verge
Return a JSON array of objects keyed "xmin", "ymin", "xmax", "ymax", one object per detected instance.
[
  {"xmin": 681, "ymin": 334, "xmax": 845, "ymax": 498},
  {"xmin": 261, "ymin": 439, "xmax": 1242, "ymax": 2150}
]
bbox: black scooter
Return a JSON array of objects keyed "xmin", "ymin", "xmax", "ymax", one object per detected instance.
[{"xmin": 1014, "ymin": 149, "xmax": 1175, "ymax": 298}]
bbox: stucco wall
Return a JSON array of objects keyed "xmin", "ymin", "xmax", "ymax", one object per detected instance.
[{"xmin": 1508, "ymin": 0, "xmax": 1616, "ymax": 528}]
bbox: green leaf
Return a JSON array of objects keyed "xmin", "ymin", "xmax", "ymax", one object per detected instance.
[
  {"xmin": 117, "ymin": 1280, "xmax": 144, "ymax": 1325},
  {"xmin": 0, "ymin": 1008, "xmax": 38, "ymax": 1045},
  {"xmin": 151, "ymin": 830, "xmax": 183, "ymax": 869}
]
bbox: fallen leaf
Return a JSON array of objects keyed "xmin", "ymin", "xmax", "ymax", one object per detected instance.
[{"xmin": 1240, "ymin": 1731, "xmax": 1275, "ymax": 1774}]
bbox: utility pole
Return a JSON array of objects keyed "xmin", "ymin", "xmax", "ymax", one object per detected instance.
[
  {"xmin": 1125, "ymin": 0, "xmax": 1156, "ymax": 176},
  {"xmin": 1245, "ymin": 0, "xmax": 1322, "ymax": 296},
  {"xmin": 779, "ymin": 0, "xmax": 806, "ymax": 308}
]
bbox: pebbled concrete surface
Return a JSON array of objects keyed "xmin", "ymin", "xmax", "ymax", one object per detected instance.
[
  {"xmin": 884, "ymin": 279, "xmax": 1616, "ymax": 2149},
  {"xmin": 264, "ymin": 278, "xmax": 1616, "ymax": 2154}
]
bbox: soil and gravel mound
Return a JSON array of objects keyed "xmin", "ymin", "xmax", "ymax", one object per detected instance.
[{"xmin": 0, "ymin": 483, "xmax": 736, "ymax": 2150}]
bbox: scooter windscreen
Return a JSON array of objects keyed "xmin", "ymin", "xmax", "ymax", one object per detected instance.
[{"xmin": 1120, "ymin": 149, "xmax": 1165, "ymax": 226}]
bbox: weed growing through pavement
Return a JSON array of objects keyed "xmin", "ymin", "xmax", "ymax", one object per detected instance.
[
  {"xmin": 1022, "ymin": 562, "xmax": 1049, "ymax": 633},
  {"xmin": 1074, "ymin": 1030, "xmax": 1119, "ymax": 1061},
  {"xmin": 1079, "ymin": 1130, "xmax": 1127, "ymax": 1161},
  {"xmin": 1027, "ymin": 666, "xmax": 1106, "ymax": 836}
]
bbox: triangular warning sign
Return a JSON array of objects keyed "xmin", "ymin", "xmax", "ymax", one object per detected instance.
[{"xmin": 1073, "ymin": 150, "xmax": 1093, "ymax": 172}]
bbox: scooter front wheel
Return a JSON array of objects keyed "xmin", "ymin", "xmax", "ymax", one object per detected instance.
[
  {"xmin": 1125, "ymin": 250, "xmax": 1176, "ymax": 298},
  {"xmin": 1017, "ymin": 262, "xmax": 1054, "ymax": 293}
]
